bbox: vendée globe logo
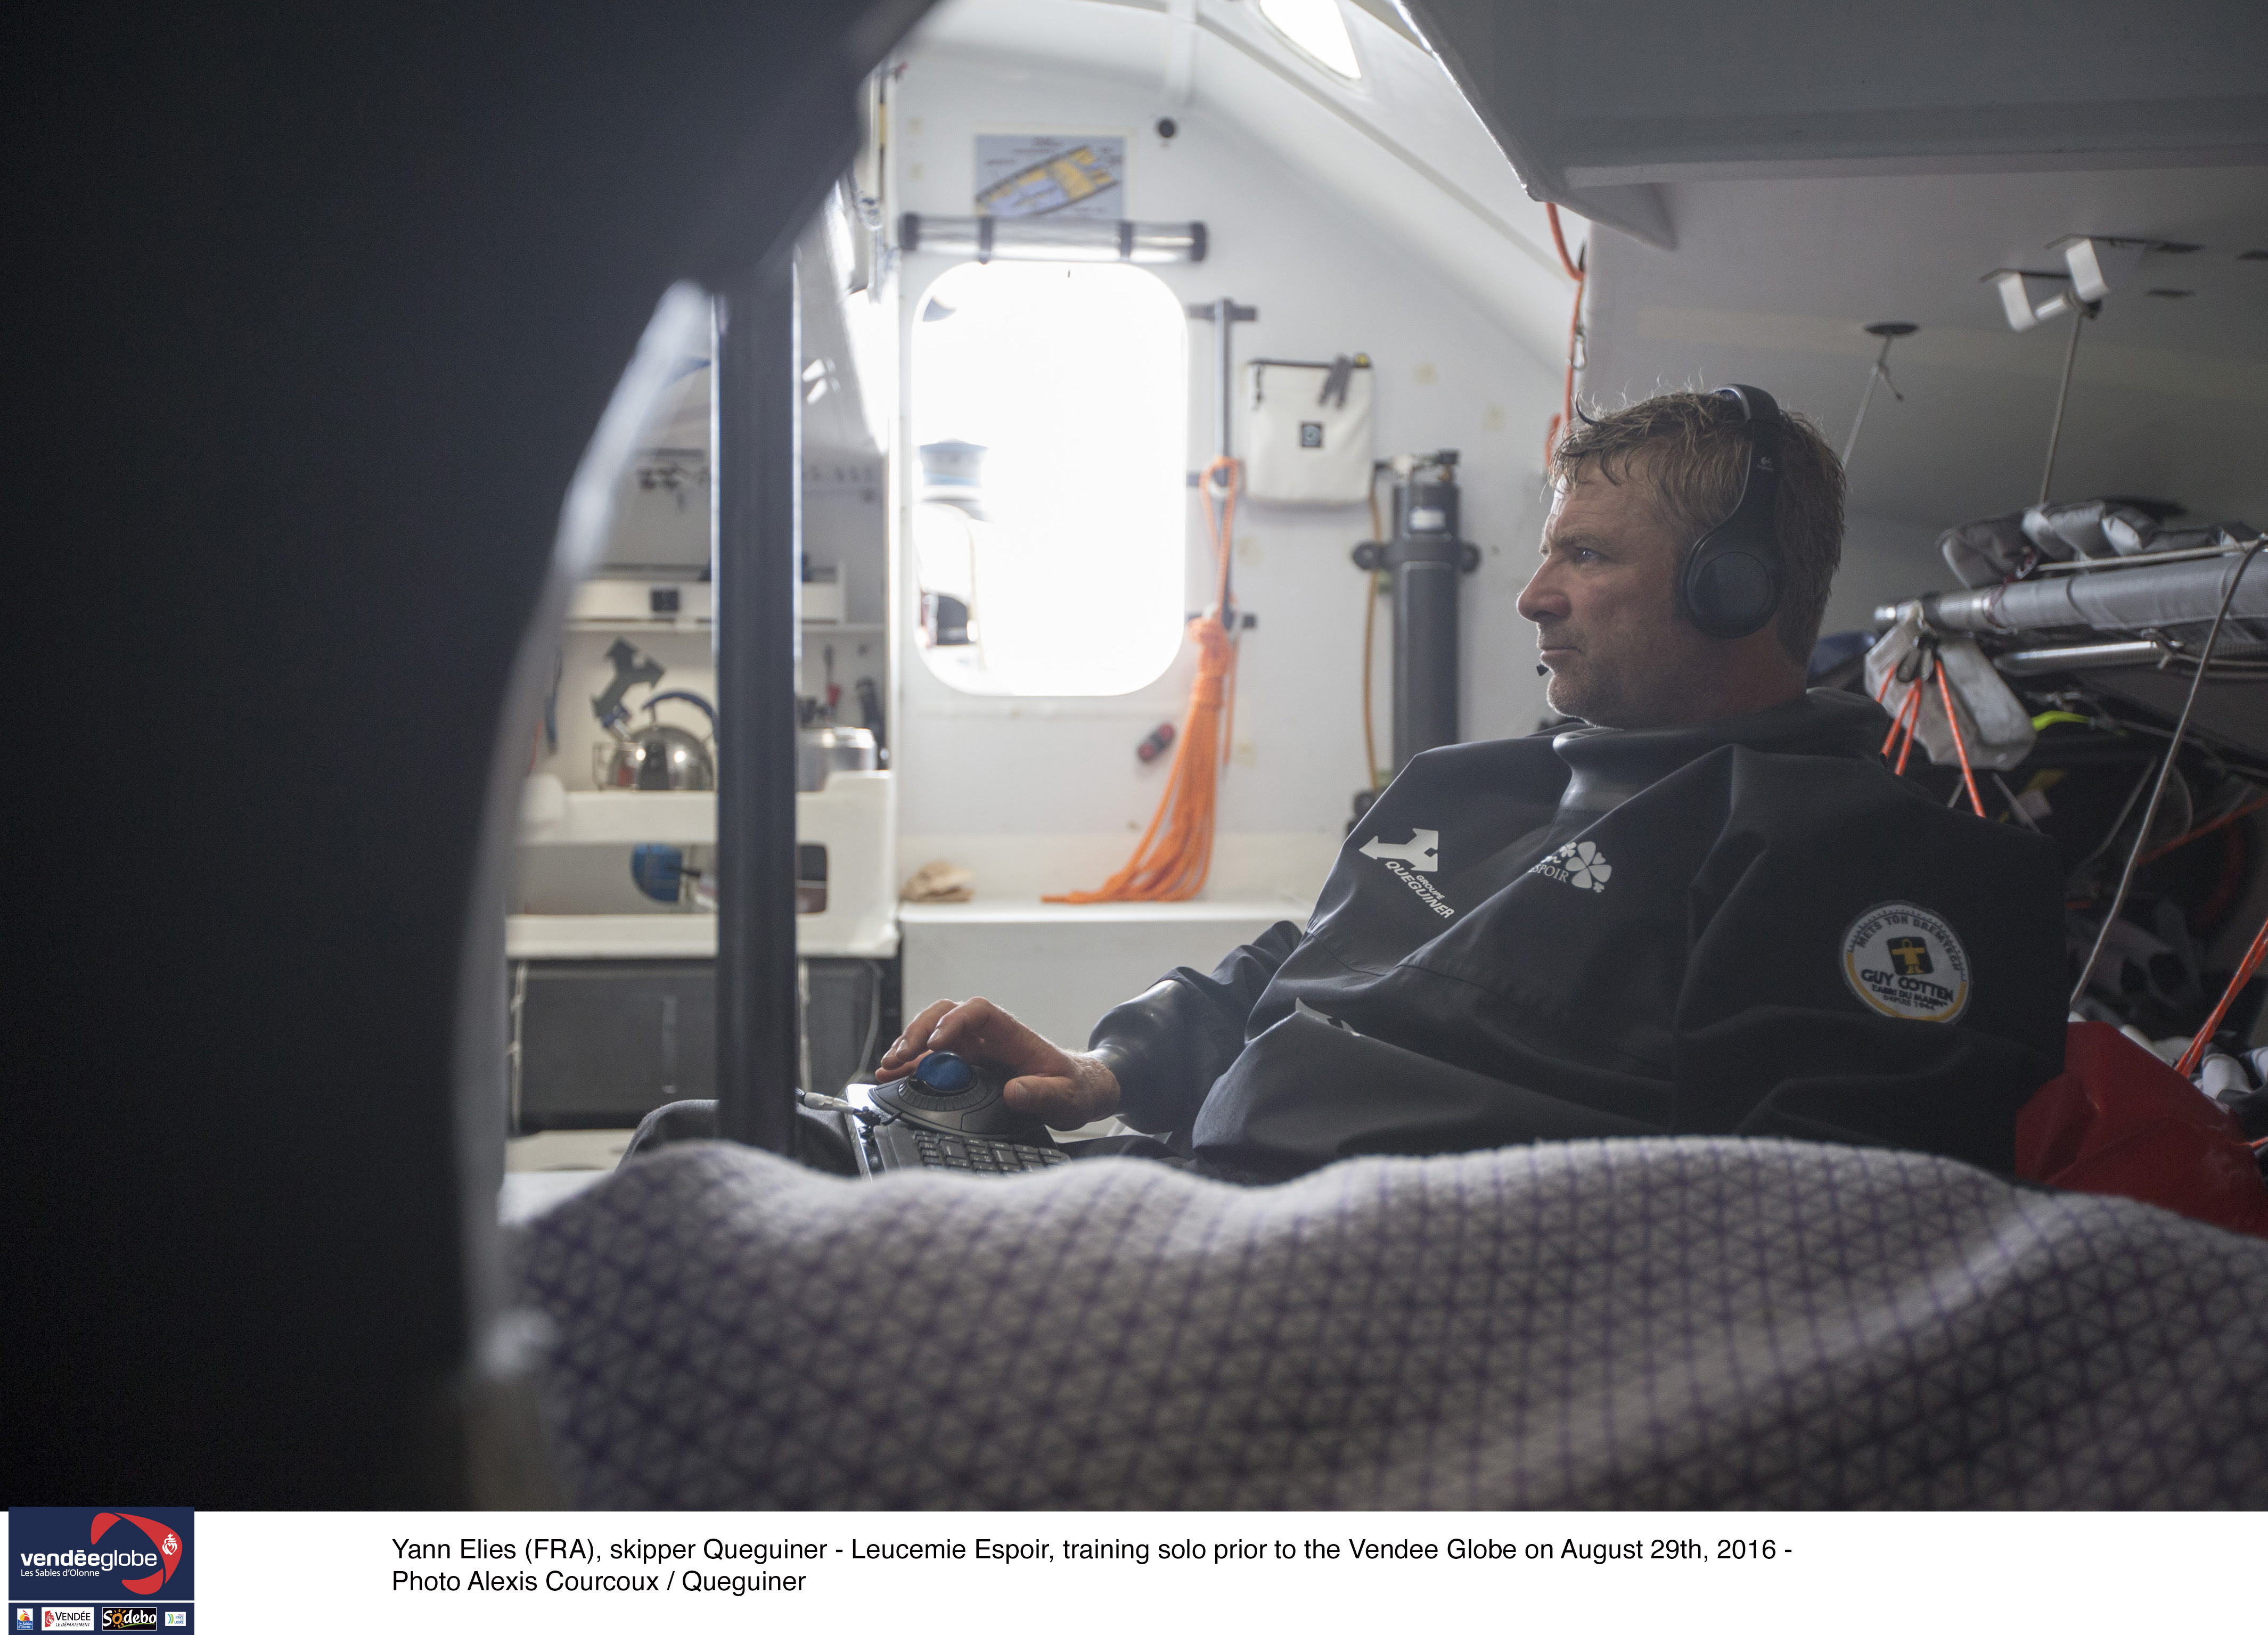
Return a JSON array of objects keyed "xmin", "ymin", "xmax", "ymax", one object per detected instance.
[
  {"xmin": 17, "ymin": 1520, "xmax": 177, "ymax": 1598},
  {"xmin": 10, "ymin": 1508, "xmax": 193, "ymax": 1608},
  {"xmin": 88, "ymin": 1518, "xmax": 183, "ymax": 1599}
]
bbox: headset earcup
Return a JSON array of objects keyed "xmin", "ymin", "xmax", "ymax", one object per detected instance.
[{"xmin": 1685, "ymin": 546, "xmax": 1778, "ymax": 638}]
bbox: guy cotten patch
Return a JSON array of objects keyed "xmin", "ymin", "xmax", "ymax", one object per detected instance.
[{"xmin": 1841, "ymin": 901, "xmax": 1970, "ymax": 1023}]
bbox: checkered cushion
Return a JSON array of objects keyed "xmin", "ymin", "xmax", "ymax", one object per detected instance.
[{"xmin": 514, "ymin": 1137, "xmax": 2268, "ymax": 1507}]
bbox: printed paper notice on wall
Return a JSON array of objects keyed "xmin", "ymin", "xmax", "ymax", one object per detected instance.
[{"xmin": 975, "ymin": 135, "xmax": 1124, "ymax": 219}]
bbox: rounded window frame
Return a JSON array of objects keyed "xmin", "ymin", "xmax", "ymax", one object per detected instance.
[{"xmin": 904, "ymin": 258, "xmax": 1192, "ymax": 700}]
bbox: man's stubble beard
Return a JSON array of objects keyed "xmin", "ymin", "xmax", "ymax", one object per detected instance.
[
  {"xmin": 1545, "ymin": 652, "xmax": 1644, "ymax": 727},
  {"xmin": 1545, "ymin": 664, "xmax": 1612, "ymax": 726},
  {"xmin": 1545, "ymin": 646, "xmax": 1701, "ymax": 730}
]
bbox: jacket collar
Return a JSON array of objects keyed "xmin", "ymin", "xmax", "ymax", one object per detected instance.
[{"xmin": 1552, "ymin": 688, "xmax": 1884, "ymax": 815}]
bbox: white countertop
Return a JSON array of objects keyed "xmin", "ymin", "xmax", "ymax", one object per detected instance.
[
  {"xmin": 506, "ymin": 913, "xmax": 898, "ymax": 960},
  {"xmin": 896, "ymin": 897, "xmax": 1310, "ymax": 926},
  {"xmin": 518, "ymin": 789, "xmax": 715, "ymax": 847}
]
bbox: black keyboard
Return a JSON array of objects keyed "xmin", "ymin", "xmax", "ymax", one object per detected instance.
[{"xmin": 869, "ymin": 1118, "xmax": 1069, "ymax": 1176}]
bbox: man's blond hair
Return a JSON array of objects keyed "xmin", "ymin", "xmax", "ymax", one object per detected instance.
[{"xmin": 1550, "ymin": 391, "xmax": 1845, "ymax": 662}]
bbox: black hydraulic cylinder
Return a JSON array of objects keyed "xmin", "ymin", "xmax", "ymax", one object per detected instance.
[
  {"xmin": 1388, "ymin": 475, "xmax": 1463, "ymax": 770},
  {"xmin": 713, "ymin": 263, "xmax": 801, "ymax": 1156}
]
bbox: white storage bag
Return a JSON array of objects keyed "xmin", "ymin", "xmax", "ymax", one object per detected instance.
[{"xmin": 1238, "ymin": 355, "xmax": 1373, "ymax": 504}]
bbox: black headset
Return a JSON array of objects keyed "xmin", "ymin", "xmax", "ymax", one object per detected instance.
[{"xmin": 1678, "ymin": 384, "xmax": 1784, "ymax": 640}]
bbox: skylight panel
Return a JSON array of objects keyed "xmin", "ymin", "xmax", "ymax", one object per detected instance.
[{"xmin": 1258, "ymin": 0, "xmax": 1362, "ymax": 80}]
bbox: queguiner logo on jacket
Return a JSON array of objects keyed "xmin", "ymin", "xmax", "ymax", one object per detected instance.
[
  {"xmin": 1532, "ymin": 839, "xmax": 1611, "ymax": 894},
  {"xmin": 1359, "ymin": 828, "xmax": 1453, "ymax": 917},
  {"xmin": 1841, "ymin": 901, "xmax": 1970, "ymax": 1022}
]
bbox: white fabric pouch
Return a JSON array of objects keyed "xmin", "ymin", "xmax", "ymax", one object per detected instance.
[{"xmin": 1239, "ymin": 355, "xmax": 1373, "ymax": 504}]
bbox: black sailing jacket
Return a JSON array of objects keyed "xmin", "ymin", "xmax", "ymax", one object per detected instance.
[{"xmin": 1088, "ymin": 691, "xmax": 2068, "ymax": 1181}]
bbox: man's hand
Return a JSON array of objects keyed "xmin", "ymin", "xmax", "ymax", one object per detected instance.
[{"xmin": 876, "ymin": 996, "xmax": 1123, "ymax": 1130}]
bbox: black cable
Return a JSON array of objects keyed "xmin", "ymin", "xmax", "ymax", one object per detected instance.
[
  {"xmin": 2069, "ymin": 541, "xmax": 2265, "ymax": 1008},
  {"xmin": 854, "ymin": 957, "xmax": 886, "ymax": 1080},
  {"xmin": 2069, "ymin": 761, "xmax": 2160, "ymax": 882}
]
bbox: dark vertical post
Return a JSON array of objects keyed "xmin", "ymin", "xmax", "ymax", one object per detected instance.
[
  {"xmin": 1389, "ymin": 471, "xmax": 1463, "ymax": 770},
  {"xmin": 713, "ymin": 260, "xmax": 801, "ymax": 1154}
]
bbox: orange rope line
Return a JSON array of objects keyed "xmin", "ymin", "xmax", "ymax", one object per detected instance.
[
  {"xmin": 1934, "ymin": 655, "xmax": 1986, "ymax": 817},
  {"xmin": 1546, "ymin": 201, "xmax": 1585, "ymax": 282},
  {"xmin": 1889, "ymin": 681, "xmax": 1924, "ymax": 774},
  {"xmin": 1221, "ymin": 628, "xmax": 1242, "ymax": 770},
  {"xmin": 2139, "ymin": 794, "xmax": 2268, "ymax": 867},
  {"xmin": 1361, "ymin": 475, "xmax": 1385, "ymax": 790},
  {"xmin": 1544, "ymin": 202, "xmax": 1585, "ymax": 463},
  {"xmin": 1880, "ymin": 677, "xmax": 1917, "ymax": 757},
  {"xmin": 1045, "ymin": 458, "xmax": 1243, "ymax": 903},
  {"xmin": 1205, "ymin": 454, "xmax": 1240, "ymax": 778},
  {"xmin": 2174, "ymin": 911, "xmax": 2268, "ymax": 1080}
]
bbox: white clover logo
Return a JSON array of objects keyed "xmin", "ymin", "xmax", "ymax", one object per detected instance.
[{"xmin": 1548, "ymin": 840, "xmax": 1611, "ymax": 893}]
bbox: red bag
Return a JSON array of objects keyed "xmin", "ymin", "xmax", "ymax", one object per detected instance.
[{"xmin": 2016, "ymin": 1022, "xmax": 2268, "ymax": 1239}]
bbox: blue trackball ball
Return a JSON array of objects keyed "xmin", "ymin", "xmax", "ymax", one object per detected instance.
[{"xmin": 915, "ymin": 1051, "xmax": 975, "ymax": 1092}]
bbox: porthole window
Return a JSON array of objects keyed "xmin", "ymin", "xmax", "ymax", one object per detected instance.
[
  {"xmin": 1258, "ymin": 0, "xmax": 1362, "ymax": 80},
  {"xmin": 908, "ymin": 261, "xmax": 1189, "ymax": 696}
]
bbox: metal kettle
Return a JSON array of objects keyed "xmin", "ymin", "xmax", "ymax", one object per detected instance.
[
  {"xmin": 797, "ymin": 722, "xmax": 877, "ymax": 791},
  {"xmin": 595, "ymin": 689, "xmax": 717, "ymax": 791}
]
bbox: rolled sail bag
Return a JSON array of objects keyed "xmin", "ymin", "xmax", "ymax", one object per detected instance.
[
  {"xmin": 1938, "ymin": 513, "xmax": 2033, "ymax": 587},
  {"xmin": 1863, "ymin": 606, "xmax": 2038, "ymax": 771},
  {"xmin": 2023, "ymin": 498, "xmax": 2155, "ymax": 561},
  {"xmin": 2102, "ymin": 519, "xmax": 2247, "ymax": 558}
]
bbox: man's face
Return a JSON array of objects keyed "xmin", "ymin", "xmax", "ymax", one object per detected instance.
[{"xmin": 1518, "ymin": 464, "xmax": 1747, "ymax": 728}]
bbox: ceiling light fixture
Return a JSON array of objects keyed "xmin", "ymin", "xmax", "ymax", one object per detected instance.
[
  {"xmin": 1839, "ymin": 321, "xmax": 1917, "ymax": 472},
  {"xmin": 1258, "ymin": 0, "xmax": 1362, "ymax": 79}
]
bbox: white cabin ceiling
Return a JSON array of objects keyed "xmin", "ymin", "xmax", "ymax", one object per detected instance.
[
  {"xmin": 899, "ymin": 1, "xmax": 2266, "ymax": 560},
  {"xmin": 902, "ymin": 0, "xmax": 1584, "ymax": 372},
  {"xmin": 1407, "ymin": 0, "xmax": 2268, "ymax": 248},
  {"xmin": 1584, "ymin": 164, "xmax": 2268, "ymax": 538}
]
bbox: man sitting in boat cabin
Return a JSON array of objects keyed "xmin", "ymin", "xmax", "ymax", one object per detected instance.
[{"xmin": 880, "ymin": 388, "xmax": 2068, "ymax": 1181}]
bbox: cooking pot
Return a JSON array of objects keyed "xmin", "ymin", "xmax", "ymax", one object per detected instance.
[
  {"xmin": 595, "ymin": 689, "xmax": 717, "ymax": 791},
  {"xmin": 798, "ymin": 724, "xmax": 877, "ymax": 791}
]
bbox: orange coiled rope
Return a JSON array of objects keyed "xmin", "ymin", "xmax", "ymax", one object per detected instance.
[
  {"xmin": 1932, "ymin": 655, "xmax": 1987, "ymax": 817},
  {"xmin": 1046, "ymin": 457, "xmax": 1243, "ymax": 903},
  {"xmin": 2173, "ymin": 911, "xmax": 2268, "ymax": 1081},
  {"xmin": 1878, "ymin": 650, "xmax": 1986, "ymax": 814},
  {"xmin": 1540, "ymin": 201, "xmax": 1586, "ymax": 465}
]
